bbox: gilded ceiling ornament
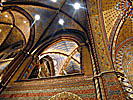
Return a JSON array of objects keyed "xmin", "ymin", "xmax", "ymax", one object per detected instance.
[{"xmin": 49, "ymin": 91, "xmax": 83, "ymax": 100}]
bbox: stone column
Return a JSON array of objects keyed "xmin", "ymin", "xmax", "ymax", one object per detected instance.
[
  {"xmin": 81, "ymin": 43, "xmax": 93, "ymax": 77},
  {"xmin": 86, "ymin": 0, "xmax": 126, "ymax": 99}
]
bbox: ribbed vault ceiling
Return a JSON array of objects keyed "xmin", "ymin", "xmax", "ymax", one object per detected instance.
[{"xmin": 0, "ymin": 0, "xmax": 88, "ymax": 56}]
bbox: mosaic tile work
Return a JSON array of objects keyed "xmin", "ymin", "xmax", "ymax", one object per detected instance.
[
  {"xmin": 115, "ymin": 40, "xmax": 133, "ymax": 99},
  {"xmin": 115, "ymin": 0, "xmax": 132, "ymax": 20},
  {"xmin": 101, "ymin": 0, "xmax": 120, "ymax": 11},
  {"xmin": 87, "ymin": 0, "xmax": 126, "ymax": 99},
  {"xmin": 102, "ymin": 8, "xmax": 121, "ymax": 40},
  {"xmin": 115, "ymin": 17, "xmax": 132, "ymax": 48},
  {"xmin": 102, "ymin": 73, "xmax": 125, "ymax": 100},
  {"xmin": 87, "ymin": 0, "xmax": 114, "ymax": 71},
  {"xmin": 112, "ymin": 0, "xmax": 132, "ymax": 62},
  {"xmin": 0, "ymin": 75, "xmax": 97, "ymax": 100}
]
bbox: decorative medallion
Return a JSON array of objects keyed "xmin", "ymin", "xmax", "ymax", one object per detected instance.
[
  {"xmin": 115, "ymin": 0, "xmax": 132, "ymax": 20},
  {"xmin": 49, "ymin": 91, "xmax": 83, "ymax": 100}
]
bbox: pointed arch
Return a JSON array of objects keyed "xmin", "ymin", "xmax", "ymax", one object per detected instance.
[{"xmin": 32, "ymin": 29, "xmax": 87, "ymax": 55}]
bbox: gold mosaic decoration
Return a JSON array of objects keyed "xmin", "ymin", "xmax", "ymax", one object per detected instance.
[{"xmin": 49, "ymin": 92, "xmax": 83, "ymax": 100}]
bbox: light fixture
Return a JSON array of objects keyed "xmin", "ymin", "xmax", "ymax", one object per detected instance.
[
  {"xmin": 39, "ymin": 67, "xmax": 42, "ymax": 72},
  {"xmin": 0, "ymin": 3, "xmax": 3, "ymax": 6},
  {"xmin": 24, "ymin": 21, "xmax": 27, "ymax": 23},
  {"xmin": 5, "ymin": 15, "xmax": 8, "ymax": 18},
  {"xmin": 10, "ymin": 25, "xmax": 13, "ymax": 28},
  {"xmin": 1, "ymin": 0, "xmax": 6, "ymax": 3},
  {"xmin": 30, "ymin": 14, "xmax": 40, "ymax": 28},
  {"xmin": 51, "ymin": 0, "xmax": 57, "ymax": 2},
  {"xmin": 58, "ymin": 19, "xmax": 64, "ymax": 26},
  {"xmin": 35, "ymin": 14, "xmax": 40, "ymax": 20},
  {"xmin": 0, "ymin": 76, "xmax": 1, "ymax": 82},
  {"xmin": 0, "ymin": 29, "xmax": 1, "ymax": 32},
  {"xmin": 73, "ymin": 2, "xmax": 81, "ymax": 10}
]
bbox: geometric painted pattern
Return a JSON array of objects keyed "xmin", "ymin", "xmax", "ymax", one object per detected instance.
[
  {"xmin": 0, "ymin": 76, "xmax": 97, "ymax": 100},
  {"xmin": 40, "ymin": 53, "xmax": 67, "ymax": 75},
  {"xmin": 112, "ymin": 0, "xmax": 132, "ymax": 63},
  {"xmin": 115, "ymin": 0, "xmax": 132, "ymax": 20},
  {"xmin": 40, "ymin": 40, "xmax": 81, "ymax": 76},
  {"xmin": 87, "ymin": 0, "xmax": 131, "ymax": 99},
  {"xmin": 0, "ymin": 60, "xmax": 12, "ymax": 73},
  {"xmin": 65, "ymin": 60, "xmax": 80, "ymax": 74},
  {"xmin": 73, "ymin": 52, "xmax": 80, "ymax": 62},
  {"xmin": 102, "ymin": 8, "xmax": 121, "ymax": 40},
  {"xmin": 115, "ymin": 41, "xmax": 133, "ymax": 99},
  {"xmin": 43, "ymin": 41, "xmax": 78, "ymax": 55}
]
